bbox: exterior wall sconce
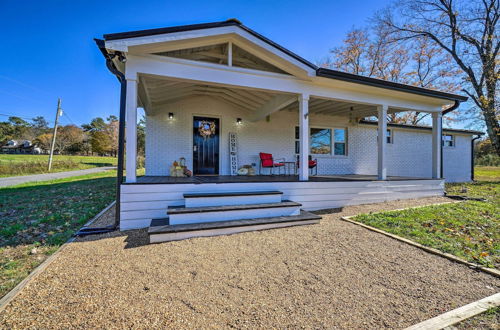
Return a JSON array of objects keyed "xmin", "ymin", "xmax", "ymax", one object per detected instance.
[
  {"xmin": 236, "ymin": 118, "xmax": 242, "ymax": 125},
  {"xmin": 168, "ymin": 112, "xmax": 174, "ymax": 120}
]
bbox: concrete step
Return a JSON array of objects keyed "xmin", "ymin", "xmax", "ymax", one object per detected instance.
[
  {"xmin": 167, "ymin": 201, "xmax": 302, "ymax": 225},
  {"xmin": 184, "ymin": 190, "xmax": 283, "ymax": 207},
  {"xmin": 148, "ymin": 210, "xmax": 321, "ymax": 243}
]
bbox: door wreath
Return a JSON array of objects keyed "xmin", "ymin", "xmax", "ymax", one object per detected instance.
[{"xmin": 198, "ymin": 120, "xmax": 216, "ymax": 139}]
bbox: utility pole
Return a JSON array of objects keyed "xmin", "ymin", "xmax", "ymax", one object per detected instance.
[{"xmin": 48, "ymin": 98, "xmax": 62, "ymax": 171}]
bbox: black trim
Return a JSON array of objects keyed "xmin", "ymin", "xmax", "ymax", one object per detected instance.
[
  {"xmin": 184, "ymin": 190, "xmax": 283, "ymax": 198},
  {"xmin": 471, "ymin": 135, "xmax": 482, "ymax": 181},
  {"xmin": 103, "ymin": 19, "xmax": 317, "ymax": 70},
  {"xmin": 317, "ymin": 68, "xmax": 468, "ymax": 102},
  {"xmin": 150, "ymin": 218, "xmax": 170, "ymax": 227},
  {"xmin": 94, "ymin": 38, "xmax": 126, "ymax": 231}
]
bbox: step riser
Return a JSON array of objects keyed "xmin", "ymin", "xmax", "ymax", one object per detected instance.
[
  {"xmin": 185, "ymin": 194, "xmax": 282, "ymax": 207},
  {"xmin": 150, "ymin": 219, "xmax": 320, "ymax": 243},
  {"xmin": 168, "ymin": 206, "xmax": 301, "ymax": 225}
]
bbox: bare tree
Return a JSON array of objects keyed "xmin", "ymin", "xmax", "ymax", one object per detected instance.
[
  {"xmin": 330, "ymin": 28, "xmax": 371, "ymax": 75},
  {"xmin": 329, "ymin": 25, "xmax": 459, "ymax": 125},
  {"xmin": 376, "ymin": 0, "xmax": 500, "ymax": 154}
]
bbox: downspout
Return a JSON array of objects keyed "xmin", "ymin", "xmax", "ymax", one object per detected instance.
[
  {"xmin": 440, "ymin": 100, "xmax": 461, "ymax": 179},
  {"xmin": 75, "ymin": 39, "xmax": 126, "ymax": 236},
  {"xmin": 471, "ymin": 135, "xmax": 481, "ymax": 181}
]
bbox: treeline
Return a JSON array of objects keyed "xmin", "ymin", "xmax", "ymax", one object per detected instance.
[{"xmin": 0, "ymin": 115, "xmax": 145, "ymax": 156}]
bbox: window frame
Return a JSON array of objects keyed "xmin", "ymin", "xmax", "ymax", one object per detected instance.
[
  {"xmin": 294, "ymin": 126, "xmax": 348, "ymax": 157},
  {"xmin": 442, "ymin": 134, "xmax": 455, "ymax": 148},
  {"xmin": 386, "ymin": 128, "xmax": 393, "ymax": 144},
  {"xmin": 332, "ymin": 128, "xmax": 348, "ymax": 156}
]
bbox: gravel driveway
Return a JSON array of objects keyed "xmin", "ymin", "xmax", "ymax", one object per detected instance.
[{"xmin": 1, "ymin": 197, "xmax": 498, "ymax": 329}]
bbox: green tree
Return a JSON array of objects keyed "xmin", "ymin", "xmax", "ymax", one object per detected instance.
[
  {"xmin": 7, "ymin": 117, "xmax": 31, "ymax": 140},
  {"xmin": 137, "ymin": 116, "xmax": 146, "ymax": 156},
  {"xmin": 90, "ymin": 130, "xmax": 112, "ymax": 155}
]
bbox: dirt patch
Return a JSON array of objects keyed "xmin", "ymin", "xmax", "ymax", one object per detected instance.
[{"xmin": 1, "ymin": 196, "xmax": 499, "ymax": 329}]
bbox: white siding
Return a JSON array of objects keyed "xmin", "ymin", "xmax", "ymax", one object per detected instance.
[
  {"xmin": 145, "ymin": 96, "xmax": 472, "ymax": 182},
  {"xmin": 120, "ymin": 179, "xmax": 444, "ymax": 230},
  {"xmin": 443, "ymin": 134, "xmax": 472, "ymax": 182}
]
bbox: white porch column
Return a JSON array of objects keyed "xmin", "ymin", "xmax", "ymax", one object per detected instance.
[
  {"xmin": 432, "ymin": 112, "xmax": 443, "ymax": 179},
  {"xmin": 125, "ymin": 77, "xmax": 138, "ymax": 183},
  {"xmin": 377, "ymin": 105, "xmax": 388, "ymax": 180},
  {"xmin": 299, "ymin": 94, "xmax": 309, "ymax": 181}
]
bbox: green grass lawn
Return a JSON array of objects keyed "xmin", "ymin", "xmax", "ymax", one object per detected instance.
[
  {"xmin": 0, "ymin": 154, "xmax": 117, "ymax": 177},
  {"xmin": 353, "ymin": 167, "xmax": 499, "ymax": 269},
  {"xmin": 475, "ymin": 166, "xmax": 500, "ymax": 181},
  {"xmin": 0, "ymin": 170, "xmax": 117, "ymax": 298}
]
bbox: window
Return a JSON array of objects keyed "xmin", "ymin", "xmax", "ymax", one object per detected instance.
[
  {"xmin": 334, "ymin": 128, "xmax": 347, "ymax": 155},
  {"xmin": 443, "ymin": 134, "xmax": 455, "ymax": 147},
  {"xmin": 386, "ymin": 129, "xmax": 393, "ymax": 144},
  {"xmin": 311, "ymin": 128, "xmax": 332, "ymax": 154},
  {"xmin": 294, "ymin": 127, "xmax": 347, "ymax": 156}
]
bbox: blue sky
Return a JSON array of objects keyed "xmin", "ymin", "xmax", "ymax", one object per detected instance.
[{"xmin": 1, "ymin": 0, "xmax": 400, "ymax": 126}]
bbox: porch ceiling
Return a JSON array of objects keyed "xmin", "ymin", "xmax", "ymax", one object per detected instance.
[{"xmin": 139, "ymin": 75, "xmax": 400, "ymax": 118}]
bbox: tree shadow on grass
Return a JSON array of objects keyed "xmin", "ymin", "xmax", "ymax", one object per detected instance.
[
  {"xmin": 81, "ymin": 162, "xmax": 115, "ymax": 167},
  {"xmin": 0, "ymin": 176, "xmax": 116, "ymax": 249}
]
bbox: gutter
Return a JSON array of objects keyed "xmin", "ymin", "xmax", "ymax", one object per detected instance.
[
  {"xmin": 317, "ymin": 69, "xmax": 468, "ymax": 103},
  {"xmin": 471, "ymin": 135, "xmax": 482, "ymax": 181},
  {"xmin": 75, "ymin": 39, "xmax": 126, "ymax": 236}
]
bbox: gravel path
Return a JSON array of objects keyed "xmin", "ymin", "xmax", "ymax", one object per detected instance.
[
  {"xmin": 1, "ymin": 197, "xmax": 499, "ymax": 329},
  {"xmin": 0, "ymin": 166, "xmax": 116, "ymax": 187}
]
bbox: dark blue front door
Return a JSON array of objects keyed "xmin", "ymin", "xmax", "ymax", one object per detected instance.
[{"xmin": 193, "ymin": 116, "xmax": 219, "ymax": 175}]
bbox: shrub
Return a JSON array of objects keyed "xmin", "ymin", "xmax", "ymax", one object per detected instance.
[{"xmin": 475, "ymin": 154, "xmax": 500, "ymax": 166}]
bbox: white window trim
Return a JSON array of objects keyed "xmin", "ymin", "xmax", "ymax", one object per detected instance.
[
  {"xmin": 294, "ymin": 126, "xmax": 348, "ymax": 157},
  {"xmin": 332, "ymin": 127, "xmax": 348, "ymax": 157},
  {"xmin": 386, "ymin": 128, "xmax": 394, "ymax": 144},
  {"xmin": 442, "ymin": 134, "xmax": 455, "ymax": 148}
]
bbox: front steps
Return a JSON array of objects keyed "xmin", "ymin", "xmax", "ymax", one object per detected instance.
[
  {"xmin": 148, "ymin": 190, "xmax": 321, "ymax": 243},
  {"xmin": 184, "ymin": 190, "xmax": 283, "ymax": 207},
  {"xmin": 148, "ymin": 210, "xmax": 321, "ymax": 243}
]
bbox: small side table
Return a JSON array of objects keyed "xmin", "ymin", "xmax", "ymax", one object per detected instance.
[{"xmin": 282, "ymin": 161, "xmax": 296, "ymax": 176}]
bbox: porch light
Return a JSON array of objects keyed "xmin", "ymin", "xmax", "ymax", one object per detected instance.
[
  {"xmin": 236, "ymin": 118, "xmax": 242, "ymax": 125},
  {"xmin": 168, "ymin": 112, "xmax": 174, "ymax": 120}
]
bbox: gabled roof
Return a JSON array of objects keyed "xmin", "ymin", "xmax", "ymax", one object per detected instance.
[
  {"xmin": 100, "ymin": 19, "xmax": 468, "ymax": 103},
  {"xmin": 103, "ymin": 19, "xmax": 317, "ymax": 70}
]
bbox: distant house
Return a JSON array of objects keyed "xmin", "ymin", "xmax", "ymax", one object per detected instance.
[{"xmin": 1, "ymin": 140, "xmax": 43, "ymax": 154}]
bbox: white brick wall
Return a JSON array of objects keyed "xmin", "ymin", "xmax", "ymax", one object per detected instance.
[{"xmin": 145, "ymin": 96, "xmax": 472, "ymax": 182}]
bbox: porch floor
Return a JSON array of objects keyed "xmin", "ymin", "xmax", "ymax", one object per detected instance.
[{"xmin": 131, "ymin": 174, "xmax": 433, "ymax": 184}]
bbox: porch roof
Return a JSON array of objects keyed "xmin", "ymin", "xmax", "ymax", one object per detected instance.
[{"xmin": 100, "ymin": 19, "xmax": 467, "ymax": 104}]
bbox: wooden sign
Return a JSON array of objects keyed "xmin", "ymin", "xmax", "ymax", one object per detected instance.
[{"xmin": 229, "ymin": 132, "xmax": 238, "ymax": 175}]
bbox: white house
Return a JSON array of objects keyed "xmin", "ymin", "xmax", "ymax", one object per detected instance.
[{"xmin": 95, "ymin": 19, "xmax": 482, "ymax": 242}]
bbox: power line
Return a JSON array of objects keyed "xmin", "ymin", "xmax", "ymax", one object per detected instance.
[
  {"xmin": 63, "ymin": 111, "xmax": 77, "ymax": 126},
  {"xmin": 0, "ymin": 75, "xmax": 55, "ymax": 97},
  {"xmin": 0, "ymin": 113, "xmax": 35, "ymax": 121}
]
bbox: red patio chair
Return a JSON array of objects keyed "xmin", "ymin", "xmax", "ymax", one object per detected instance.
[
  {"xmin": 296, "ymin": 155, "xmax": 318, "ymax": 176},
  {"xmin": 259, "ymin": 152, "xmax": 285, "ymax": 175}
]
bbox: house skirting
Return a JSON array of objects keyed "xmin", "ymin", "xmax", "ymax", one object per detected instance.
[{"xmin": 119, "ymin": 178, "xmax": 444, "ymax": 230}]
